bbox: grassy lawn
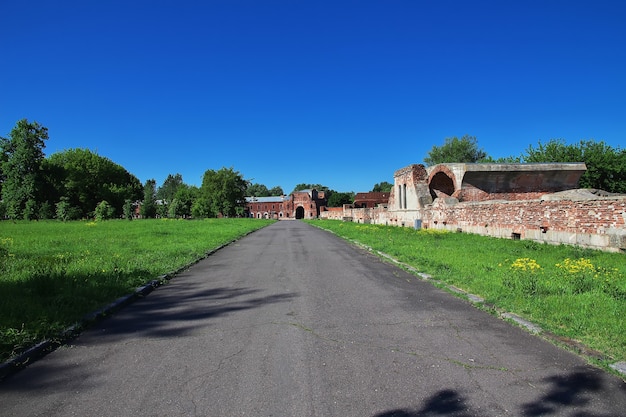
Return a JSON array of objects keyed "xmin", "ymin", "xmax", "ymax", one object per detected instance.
[
  {"xmin": 0, "ymin": 218, "xmax": 273, "ymax": 362},
  {"xmin": 305, "ymin": 220, "xmax": 626, "ymax": 368}
]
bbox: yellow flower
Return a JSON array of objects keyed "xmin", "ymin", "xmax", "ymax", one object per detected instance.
[
  {"xmin": 555, "ymin": 258, "xmax": 594, "ymax": 274},
  {"xmin": 510, "ymin": 258, "xmax": 541, "ymax": 272}
]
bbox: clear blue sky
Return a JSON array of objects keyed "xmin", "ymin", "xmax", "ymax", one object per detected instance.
[{"xmin": 2, "ymin": 1, "xmax": 625, "ymax": 193}]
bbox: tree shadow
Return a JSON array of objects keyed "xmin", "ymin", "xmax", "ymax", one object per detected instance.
[
  {"xmin": 373, "ymin": 389, "xmax": 473, "ymax": 417},
  {"xmin": 0, "ymin": 278, "xmax": 298, "ymax": 384},
  {"xmin": 520, "ymin": 367, "xmax": 624, "ymax": 417},
  {"xmin": 85, "ymin": 284, "xmax": 298, "ymax": 342},
  {"xmin": 373, "ymin": 367, "xmax": 626, "ymax": 417}
]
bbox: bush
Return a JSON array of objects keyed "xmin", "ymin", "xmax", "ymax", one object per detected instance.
[{"xmin": 94, "ymin": 200, "xmax": 115, "ymax": 221}]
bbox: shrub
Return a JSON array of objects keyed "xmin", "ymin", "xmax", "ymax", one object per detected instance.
[{"xmin": 94, "ymin": 200, "xmax": 115, "ymax": 221}]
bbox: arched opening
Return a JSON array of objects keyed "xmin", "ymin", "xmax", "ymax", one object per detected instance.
[
  {"xmin": 429, "ymin": 171, "xmax": 455, "ymax": 200},
  {"xmin": 295, "ymin": 206, "xmax": 305, "ymax": 219}
]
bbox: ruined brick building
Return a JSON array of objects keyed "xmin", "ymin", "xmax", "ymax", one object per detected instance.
[
  {"xmin": 245, "ymin": 189, "xmax": 327, "ymax": 220},
  {"xmin": 320, "ymin": 163, "xmax": 626, "ymax": 252},
  {"xmin": 353, "ymin": 192, "xmax": 390, "ymax": 208}
]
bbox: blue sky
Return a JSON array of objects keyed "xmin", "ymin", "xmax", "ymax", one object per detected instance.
[{"xmin": 2, "ymin": 1, "xmax": 625, "ymax": 193}]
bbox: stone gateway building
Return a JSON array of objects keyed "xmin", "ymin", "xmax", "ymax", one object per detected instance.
[{"xmin": 245, "ymin": 189, "xmax": 327, "ymax": 220}]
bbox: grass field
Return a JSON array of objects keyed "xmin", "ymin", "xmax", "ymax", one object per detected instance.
[
  {"xmin": 0, "ymin": 218, "xmax": 273, "ymax": 362},
  {"xmin": 305, "ymin": 220, "xmax": 626, "ymax": 369}
]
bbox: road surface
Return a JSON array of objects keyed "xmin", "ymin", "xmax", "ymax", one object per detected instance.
[{"xmin": 1, "ymin": 220, "xmax": 625, "ymax": 416}]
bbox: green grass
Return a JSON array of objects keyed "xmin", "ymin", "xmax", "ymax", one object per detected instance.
[
  {"xmin": 0, "ymin": 218, "xmax": 273, "ymax": 362},
  {"xmin": 305, "ymin": 220, "xmax": 626, "ymax": 365}
]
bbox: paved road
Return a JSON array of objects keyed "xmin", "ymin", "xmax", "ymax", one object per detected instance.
[{"xmin": 1, "ymin": 220, "xmax": 625, "ymax": 416}]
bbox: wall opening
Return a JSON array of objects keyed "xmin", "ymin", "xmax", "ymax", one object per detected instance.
[
  {"xmin": 403, "ymin": 184, "xmax": 407, "ymax": 209},
  {"xmin": 295, "ymin": 206, "xmax": 305, "ymax": 219},
  {"xmin": 429, "ymin": 172, "xmax": 455, "ymax": 200}
]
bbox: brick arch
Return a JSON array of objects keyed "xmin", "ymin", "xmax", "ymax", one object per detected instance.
[{"xmin": 428, "ymin": 165, "xmax": 457, "ymax": 200}]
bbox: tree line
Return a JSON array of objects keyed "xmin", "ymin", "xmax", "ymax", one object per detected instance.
[
  {"xmin": 0, "ymin": 119, "xmax": 364, "ymax": 221},
  {"xmin": 0, "ymin": 119, "xmax": 248, "ymax": 220},
  {"xmin": 2, "ymin": 120, "xmax": 622, "ymax": 221}
]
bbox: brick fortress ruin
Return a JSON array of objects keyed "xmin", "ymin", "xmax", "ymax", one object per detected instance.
[
  {"xmin": 245, "ymin": 189, "xmax": 327, "ymax": 220},
  {"xmin": 319, "ymin": 163, "xmax": 626, "ymax": 252}
]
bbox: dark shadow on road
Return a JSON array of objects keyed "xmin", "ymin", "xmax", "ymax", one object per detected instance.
[
  {"xmin": 373, "ymin": 389, "xmax": 473, "ymax": 417},
  {"xmin": 373, "ymin": 367, "xmax": 626, "ymax": 417},
  {"xmin": 521, "ymin": 366, "xmax": 623, "ymax": 417},
  {"xmin": 91, "ymin": 284, "xmax": 298, "ymax": 341},
  {"xmin": 0, "ymin": 284, "xmax": 298, "ymax": 387}
]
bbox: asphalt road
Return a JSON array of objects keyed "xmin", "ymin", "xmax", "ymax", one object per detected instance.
[{"xmin": 1, "ymin": 220, "xmax": 625, "ymax": 416}]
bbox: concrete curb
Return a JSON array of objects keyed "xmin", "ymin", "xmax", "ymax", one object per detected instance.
[{"xmin": 0, "ymin": 235, "xmax": 242, "ymax": 382}]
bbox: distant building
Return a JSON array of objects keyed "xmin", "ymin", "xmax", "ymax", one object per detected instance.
[{"xmin": 245, "ymin": 189, "xmax": 327, "ymax": 219}]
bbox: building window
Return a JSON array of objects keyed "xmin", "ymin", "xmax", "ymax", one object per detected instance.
[{"xmin": 403, "ymin": 184, "xmax": 407, "ymax": 209}]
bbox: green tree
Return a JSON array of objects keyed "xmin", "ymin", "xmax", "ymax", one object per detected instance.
[
  {"xmin": 268, "ymin": 186, "xmax": 284, "ymax": 196},
  {"xmin": 46, "ymin": 148, "xmax": 142, "ymax": 218},
  {"xmin": 522, "ymin": 139, "xmax": 626, "ymax": 193},
  {"xmin": 123, "ymin": 199, "xmax": 134, "ymax": 220},
  {"xmin": 0, "ymin": 119, "xmax": 49, "ymax": 219},
  {"xmin": 140, "ymin": 179, "xmax": 157, "ymax": 218},
  {"xmin": 198, "ymin": 167, "xmax": 248, "ymax": 217},
  {"xmin": 327, "ymin": 192, "xmax": 354, "ymax": 207},
  {"xmin": 55, "ymin": 196, "xmax": 81, "ymax": 221},
  {"xmin": 371, "ymin": 182, "xmax": 393, "ymax": 192},
  {"xmin": 156, "ymin": 173, "xmax": 184, "ymax": 203},
  {"xmin": 94, "ymin": 200, "xmax": 115, "ymax": 221},
  {"xmin": 423, "ymin": 135, "xmax": 488, "ymax": 166},
  {"xmin": 246, "ymin": 183, "xmax": 270, "ymax": 197},
  {"xmin": 170, "ymin": 185, "xmax": 197, "ymax": 218},
  {"xmin": 291, "ymin": 183, "xmax": 328, "ymax": 193}
]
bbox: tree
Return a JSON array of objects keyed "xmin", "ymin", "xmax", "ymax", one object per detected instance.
[
  {"xmin": 291, "ymin": 183, "xmax": 328, "ymax": 193},
  {"xmin": 522, "ymin": 139, "xmax": 626, "ymax": 193},
  {"xmin": 268, "ymin": 186, "xmax": 284, "ymax": 196},
  {"xmin": 156, "ymin": 173, "xmax": 184, "ymax": 203},
  {"xmin": 56, "ymin": 196, "xmax": 81, "ymax": 221},
  {"xmin": 198, "ymin": 167, "xmax": 248, "ymax": 217},
  {"xmin": 246, "ymin": 183, "xmax": 270, "ymax": 197},
  {"xmin": 169, "ymin": 184, "xmax": 197, "ymax": 218},
  {"xmin": 94, "ymin": 200, "xmax": 115, "ymax": 221},
  {"xmin": 246, "ymin": 183, "xmax": 284, "ymax": 197},
  {"xmin": 327, "ymin": 192, "xmax": 354, "ymax": 207},
  {"xmin": 140, "ymin": 179, "xmax": 157, "ymax": 218},
  {"xmin": 423, "ymin": 135, "xmax": 488, "ymax": 166},
  {"xmin": 0, "ymin": 119, "xmax": 49, "ymax": 219},
  {"xmin": 371, "ymin": 182, "xmax": 393, "ymax": 192},
  {"xmin": 123, "ymin": 199, "xmax": 134, "ymax": 220},
  {"xmin": 46, "ymin": 148, "xmax": 142, "ymax": 218}
]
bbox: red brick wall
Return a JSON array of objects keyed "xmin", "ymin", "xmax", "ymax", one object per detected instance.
[{"xmin": 422, "ymin": 198, "xmax": 626, "ymax": 250}]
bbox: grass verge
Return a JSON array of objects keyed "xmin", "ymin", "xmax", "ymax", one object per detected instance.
[
  {"xmin": 305, "ymin": 220, "xmax": 626, "ymax": 368},
  {"xmin": 0, "ymin": 218, "xmax": 273, "ymax": 362}
]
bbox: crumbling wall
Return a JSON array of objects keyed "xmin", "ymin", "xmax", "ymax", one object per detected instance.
[
  {"xmin": 421, "ymin": 197, "xmax": 626, "ymax": 251},
  {"xmin": 327, "ymin": 163, "xmax": 625, "ymax": 252}
]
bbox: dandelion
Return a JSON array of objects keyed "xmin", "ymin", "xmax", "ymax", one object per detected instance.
[
  {"xmin": 510, "ymin": 258, "xmax": 542, "ymax": 272},
  {"xmin": 555, "ymin": 258, "xmax": 594, "ymax": 274}
]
